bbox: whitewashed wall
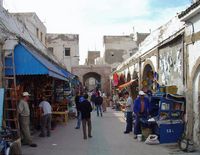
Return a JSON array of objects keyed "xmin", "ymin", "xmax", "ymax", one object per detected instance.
[
  {"xmin": 12, "ymin": 13, "xmax": 47, "ymax": 45},
  {"xmin": 149, "ymin": 56, "xmax": 157, "ymax": 72},
  {"xmin": 46, "ymin": 34, "xmax": 79, "ymax": 72},
  {"xmin": 192, "ymin": 72, "xmax": 200, "ymax": 145},
  {"xmin": 185, "ymin": 12, "xmax": 200, "ymax": 145},
  {"xmin": 158, "ymin": 38, "xmax": 184, "ymax": 94}
]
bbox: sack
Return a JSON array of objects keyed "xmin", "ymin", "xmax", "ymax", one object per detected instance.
[{"xmin": 145, "ymin": 134, "xmax": 159, "ymax": 145}]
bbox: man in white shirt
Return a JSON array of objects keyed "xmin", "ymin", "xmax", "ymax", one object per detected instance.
[
  {"xmin": 124, "ymin": 92, "xmax": 133, "ymax": 134},
  {"xmin": 39, "ymin": 97, "xmax": 52, "ymax": 137}
]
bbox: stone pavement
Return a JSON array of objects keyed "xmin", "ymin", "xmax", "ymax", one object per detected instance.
[{"xmin": 22, "ymin": 108, "xmax": 200, "ymax": 155}]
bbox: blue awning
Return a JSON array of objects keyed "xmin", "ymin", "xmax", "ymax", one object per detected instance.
[
  {"xmin": 60, "ymin": 67, "xmax": 74, "ymax": 79},
  {"xmin": 5, "ymin": 44, "xmax": 68, "ymax": 81}
]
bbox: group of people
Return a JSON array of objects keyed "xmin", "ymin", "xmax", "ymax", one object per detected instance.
[
  {"xmin": 18, "ymin": 88, "xmax": 105, "ymax": 146},
  {"xmin": 18, "ymin": 92, "xmax": 52, "ymax": 147},
  {"xmin": 74, "ymin": 90, "xmax": 106, "ymax": 139},
  {"xmin": 17, "ymin": 89, "xmax": 147, "ymax": 145},
  {"xmin": 123, "ymin": 90, "xmax": 150, "ymax": 139}
]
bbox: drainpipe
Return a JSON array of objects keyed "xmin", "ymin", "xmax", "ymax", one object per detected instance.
[
  {"xmin": 0, "ymin": 43, "xmax": 3, "ymax": 87},
  {"xmin": 138, "ymin": 58, "xmax": 142, "ymax": 90},
  {"xmin": 157, "ymin": 47, "xmax": 159, "ymax": 75}
]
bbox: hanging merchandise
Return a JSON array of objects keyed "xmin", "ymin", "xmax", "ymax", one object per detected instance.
[
  {"xmin": 113, "ymin": 72, "xmax": 119, "ymax": 86},
  {"xmin": 132, "ymin": 71, "xmax": 138, "ymax": 79},
  {"xmin": 118, "ymin": 74, "xmax": 125, "ymax": 86},
  {"xmin": 152, "ymin": 72, "xmax": 160, "ymax": 93},
  {"xmin": 127, "ymin": 72, "xmax": 131, "ymax": 82}
]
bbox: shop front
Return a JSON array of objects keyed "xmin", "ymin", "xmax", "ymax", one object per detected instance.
[{"xmin": 5, "ymin": 43, "xmax": 72, "ymax": 130}]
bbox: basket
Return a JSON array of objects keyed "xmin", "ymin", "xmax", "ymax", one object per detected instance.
[{"xmin": 141, "ymin": 128, "xmax": 152, "ymax": 140}]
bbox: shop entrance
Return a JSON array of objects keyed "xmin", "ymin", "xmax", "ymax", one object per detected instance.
[
  {"xmin": 192, "ymin": 65, "xmax": 200, "ymax": 145},
  {"xmin": 142, "ymin": 64, "xmax": 154, "ymax": 92},
  {"xmin": 83, "ymin": 72, "xmax": 101, "ymax": 91}
]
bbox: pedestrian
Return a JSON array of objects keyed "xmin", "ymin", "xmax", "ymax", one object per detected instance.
[
  {"xmin": 18, "ymin": 92, "xmax": 37, "ymax": 147},
  {"xmin": 90, "ymin": 91, "xmax": 96, "ymax": 110},
  {"xmin": 95, "ymin": 91, "xmax": 103, "ymax": 117},
  {"xmin": 38, "ymin": 96, "xmax": 52, "ymax": 137},
  {"xmin": 133, "ymin": 91, "xmax": 150, "ymax": 139},
  {"xmin": 79, "ymin": 93, "xmax": 93, "ymax": 140},
  {"xmin": 75, "ymin": 91, "xmax": 81, "ymax": 129},
  {"xmin": 102, "ymin": 92, "xmax": 107, "ymax": 112},
  {"xmin": 124, "ymin": 92, "xmax": 133, "ymax": 134}
]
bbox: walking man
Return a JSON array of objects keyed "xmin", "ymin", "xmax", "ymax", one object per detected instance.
[
  {"xmin": 18, "ymin": 92, "xmax": 37, "ymax": 147},
  {"xmin": 39, "ymin": 97, "xmax": 52, "ymax": 137},
  {"xmin": 79, "ymin": 93, "xmax": 93, "ymax": 140},
  {"xmin": 95, "ymin": 92, "xmax": 103, "ymax": 117},
  {"xmin": 124, "ymin": 92, "xmax": 133, "ymax": 134},
  {"xmin": 75, "ymin": 91, "xmax": 81, "ymax": 129}
]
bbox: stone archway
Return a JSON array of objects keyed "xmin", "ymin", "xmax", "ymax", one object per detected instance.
[
  {"xmin": 71, "ymin": 65, "xmax": 111, "ymax": 96},
  {"xmin": 83, "ymin": 72, "xmax": 101, "ymax": 91},
  {"xmin": 141, "ymin": 64, "xmax": 154, "ymax": 92},
  {"xmin": 141, "ymin": 59, "xmax": 155, "ymax": 79},
  {"xmin": 190, "ymin": 58, "xmax": 200, "ymax": 145}
]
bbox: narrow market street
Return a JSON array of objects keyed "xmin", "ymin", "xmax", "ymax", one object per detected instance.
[{"xmin": 21, "ymin": 108, "xmax": 196, "ymax": 155}]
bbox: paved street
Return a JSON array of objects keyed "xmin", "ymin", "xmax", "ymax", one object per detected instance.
[{"xmin": 22, "ymin": 108, "xmax": 199, "ymax": 155}]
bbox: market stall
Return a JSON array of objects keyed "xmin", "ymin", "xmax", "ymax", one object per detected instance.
[
  {"xmin": 139, "ymin": 87, "xmax": 186, "ymax": 144},
  {"xmin": 5, "ymin": 43, "xmax": 73, "ymax": 130}
]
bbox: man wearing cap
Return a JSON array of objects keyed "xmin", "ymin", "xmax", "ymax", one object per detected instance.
[
  {"xmin": 133, "ymin": 91, "xmax": 150, "ymax": 138},
  {"xmin": 18, "ymin": 92, "xmax": 37, "ymax": 147}
]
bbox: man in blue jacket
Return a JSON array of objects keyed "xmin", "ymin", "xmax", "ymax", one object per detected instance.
[
  {"xmin": 133, "ymin": 91, "xmax": 150, "ymax": 138},
  {"xmin": 79, "ymin": 93, "xmax": 93, "ymax": 140}
]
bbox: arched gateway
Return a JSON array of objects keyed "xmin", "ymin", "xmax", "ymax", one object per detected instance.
[{"xmin": 71, "ymin": 65, "xmax": 111, "ymax": 95}]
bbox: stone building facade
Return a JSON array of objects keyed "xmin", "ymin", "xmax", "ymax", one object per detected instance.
[
  {"xmin": 11, "ymin": 13, "xmax": 47, "ymax": 45},
  {"xmin": 103, "ymin": 35, "xmax": 137, "ymax": 70},
  {"xmin": 113, "ymin": 0, "xmax": 200, "ymax": 145},
  {"xmin": 103, "ymin": 33, "xmax": 149, "ymax": 71},
  {"xmin": 46, "ymin": 34, "xmax": 79, "ymax": 72},
  {"xmin": 86, "ymin": 51, "xmax": 100, "ymax": 65},
  {"xmin": 178, "ymin": 0, "xmax": 200, "ymax": 145},
  {"xmin": 72, "ymin": 65, "xmax": 111, "ymax": 95}
]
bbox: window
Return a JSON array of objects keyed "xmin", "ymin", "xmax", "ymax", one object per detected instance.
[
  {"xmin": 48, "ymin": 47, "xmax": 53, "ymax": 54},
  {"xmin": 40, "ymin": 32, "xmax": 43, "ymax": 42},
  {"xmin": 65, "ymin": 48, "xmax": 70, "ymax": 56},
  {"xmin": 36, "ymin": 28, "xmax": 39, "ymax": 38}
]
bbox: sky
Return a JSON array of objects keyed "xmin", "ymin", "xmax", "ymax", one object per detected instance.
[{"xmin": 3, "ymin": 0, "xmax": 192, "ymax": 64}]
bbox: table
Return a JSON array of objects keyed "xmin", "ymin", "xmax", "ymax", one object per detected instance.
[{"xmin": 52, "ymin": 111, "xmax": 68, "ymax": 124}]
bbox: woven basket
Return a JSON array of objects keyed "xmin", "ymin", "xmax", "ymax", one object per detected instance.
[{"xmin": 141, "ymin": 128, "xmax": 152, "ymax": 140}]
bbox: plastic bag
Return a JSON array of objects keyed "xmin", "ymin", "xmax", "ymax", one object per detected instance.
[{"xmin": 145, "ymin": 134, "xmax": 159, "ymax": 145}]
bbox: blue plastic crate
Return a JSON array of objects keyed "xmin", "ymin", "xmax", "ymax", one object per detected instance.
[{"xmin": 159, "ymin": 123, "xmax": 184, "ymax": 143}]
